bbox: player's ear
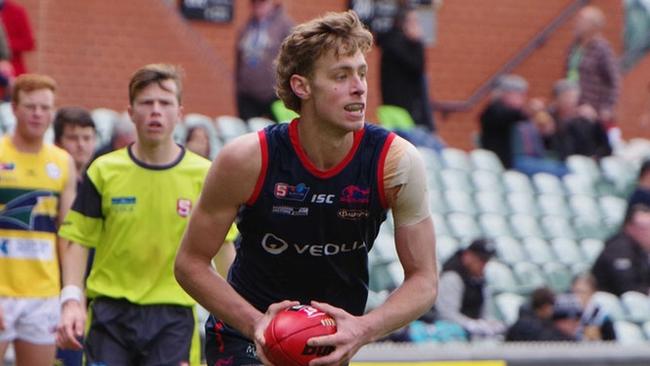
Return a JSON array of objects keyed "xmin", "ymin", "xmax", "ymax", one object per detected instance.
[{"xmin": 290, "ymin": 74, "xmax": 310, "ymax": 100}]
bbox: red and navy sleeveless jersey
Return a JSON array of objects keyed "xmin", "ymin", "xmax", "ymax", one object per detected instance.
[{"xmin": 230, "ymin": 120, "xmax": 396, "ymax": 316}]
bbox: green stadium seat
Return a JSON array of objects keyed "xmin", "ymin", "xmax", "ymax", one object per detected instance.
[
  {"xmin": 485, "ymin": 261, "xmax": 519, "ymax": 294},
  {"xmin": 470, "ymin": 149, "xmax": 504, "ymax": 173},
  {"xmin": 566, "ymin": 155, "xmax": 602, "ymax": 181},
  {"xmin": 445, "ymin": 190, "xmax": 477, "ymax": 215},
  {"xmin": 376, "ymin": 104, "xmax": 415, "ymax": 131},
  {"xmin": 480, "ymin": 214, "xmax": 514, "ymax": 239},
  {"xmin": 537, "ymin": 193, "xmax": 572, "ymax": 219},
  {"xmin": 542, "ymin": 262, "xmax": 573, "ymax": 293},
  {"xmin": 247, "ymin": 117, "xmax": 275, "ymax": 131},
  {"xmin": 441, "ymin": 147, "xmax": 473, "ymax": 172},
  {"xmin": 503, "ymin": 170, "xmax": 535, "ymax": 194},
  {"xmin": 613, "ymin": 320, "xmax": 646, "ymax": 344},
  {"xmin": 509, "ymin": 214, "xmax": 544, "ymax": 239},
  {"xmin": 493, "ymin": 292, "xmax": 526, "ymax": 325},
  {"xmin": 512, "ymin": 261, "xmax": 546, "ymax": 294},
  {"xmin": 522, "ymin": 237, "xmax": 556, "ymax": 264},
  {"xmin": 621, "ymin": 291, "xmax": 650, "ymax": 323},
  {"xmin": 447, "ymin": 212, "xmax": 482, "ymax": 243},
  {"xmin": 475, "ymin": 191, "xmax": 510, "ymax": 215},
  {"xmin": 563, "ymin": 173, "xmax": 597, "ymax": 197},
  {"xmin": 542, "ymin": 216, "xmax": 577, "ymax": 240},
  {"xmin": 507, "ymin": 192, "xmax": 540, "ymax": 217},
  {"xmin": 440, "ymin": 169, "xmax": 474, "ymax": 192},
  {"xmin": 493, "ymin": 236, "xmax": 525, "ymax": 265},
  {"xmin": 532, "ymin": 173, "xmax": 565, "ymax": 196},
  {"xmin": 215, "ymin": 115, "xmax": 249, "ymax": 142},
  {"xmin": 271, "ymin": 99, "xmax": 299, "ymax": 123},
  {"xmin": 549, "ymin": 238, "xmax": 584, "ymax": 265},
  {"xmin": 580, "ymin": 238, "xmax": 605, "ymax": 264},
  {"xmin": 436, "ymin": 235, "xmax": 460, "ymax": 265},
  {"xmin": 472, "ymin": 170, "xmax": 504, "ymax": 193},
  {"xmin": 592, "ymin": 291, "xmax": 626, "ymax": 321}
]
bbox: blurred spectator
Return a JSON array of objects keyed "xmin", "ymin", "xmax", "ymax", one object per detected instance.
[
  {"xmin": 378, "ymin": 6, "xmax": 434, "ymax": 131},
  {"xmin": 184, "ymin": 120, "xmax": 218, "ymax": 160},
  {"xmin": 236, "ymin": 0, "xmax": 293, "ymax": 121},
  {"xmin": 572, "ymin": 273, "xmax": 617, "ymax": 341},
  {"xmin": 93, "ymin": 115, "xmax": 136, "ymax": 158},
  {"xmin": 511, "ymin": 109, "xmax": 569, "ymax": 177},
  {"xmin": 547, "ymin": 79, "xmax": 611, "ymax": 160},
  {"xmin": 627, "ymin": 159, "xmax": 650, "ymax": 209},
  {"xmin": 432, "ymin": 238, "xmax": 505, "ymax": 339},
  {"xmin": 549, "ymin": 294, "xmax": 582, "ymax": 341},
  {"xmin": 54, "ymin": 107, "xmax": 97, "ymax": 186},
  {"xmin": 0, "ymin": 25, "xmax": 12, "ymax": 97},
  {"xmin": 592, "ymin": 204, "xmax": 650, "ymax": 296},
  {"xmin": 52, "ymin": 107, "xmax": 97, "ymax": 366},
  {"xmin": 506, "ymin": 287, "xmax": 558, "ymax": 341},
  {"xmin": 479, "ymin": 75, "xmax": 537, "ymax": 169},
  {"xmin": 622, "ymin": 0, "xmax": 650, "ymax": 70},
  {"xmin": 0, "ymin": 0, "xmax": 35, "ymax": 76},
  {"xmin": 566, "ymin": 6, "xmax": 620, "ymax": 123}
]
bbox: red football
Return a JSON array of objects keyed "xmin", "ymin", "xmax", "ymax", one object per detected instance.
[{"xmin": 264, "ymin": 305, "xmax": 337, "ymax": 366}]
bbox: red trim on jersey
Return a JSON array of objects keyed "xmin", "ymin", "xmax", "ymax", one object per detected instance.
[
  {"xmin": 377, "ymin": 132, "xmax": 397, "ymax": 209},
  {"xmin": 289, "ymin": 119, "xmax": 365, "ymax": 179},
  {"xmin": 246, "ymin": 130, "xmax": 268, "ymax": 205}
]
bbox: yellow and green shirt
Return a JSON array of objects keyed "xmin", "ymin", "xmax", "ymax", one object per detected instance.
[
  {"xmin": 0, "ymin": 136, "xmax": 71, "ymax": 297},
  {"xmin": 59, "ymin": 146, "xmax": 210, "ymax": 306}
]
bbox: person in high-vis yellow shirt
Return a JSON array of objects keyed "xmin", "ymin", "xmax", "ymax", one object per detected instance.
[
  {"xmin": 0, "ymin": 74, "xmax": 76, "ymax": 366},
  {"xmin": 55, "ymin": 64, "xmax": 210, "ymax": 366}
]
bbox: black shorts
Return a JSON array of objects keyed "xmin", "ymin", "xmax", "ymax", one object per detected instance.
[
  {"xmin": 205, "ymin": 315, "xmax": 262, "ymax": 366},
  {"xmin": 85, "ymin": 297, "xmax": 194, "ymax": 366}
]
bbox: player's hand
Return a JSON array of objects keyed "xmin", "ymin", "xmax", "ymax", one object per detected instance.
[
  {"xmin": 56, "ymin": 300, "xmax": 86, "ymax": 350},
  {"xmin": 306, "ymin": 301, "xmax": 372, "ymax": 366},
  {"xmin": 254, "ymin": 300, "xmax": 300, "ymax": 366}
]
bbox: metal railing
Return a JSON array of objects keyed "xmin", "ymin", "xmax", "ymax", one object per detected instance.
[{"xmin": 432, "ymin": 0, "xmax": 590, "ymax": 116}]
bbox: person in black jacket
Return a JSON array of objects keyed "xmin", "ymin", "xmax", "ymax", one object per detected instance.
[
  {"xmin": 592, "ymin": 204, "xmax": 650, "ymax": 296},
  {"xmin": 506, "ymin": 287, "xmax": 558, "ymax": 341},
  {"xmin": 434, "ymin": 238, "xmax": 505, "ymax": 338},
  {"xmin": 377, "ymin": 6, "xmax": 434, "ymax": 131},
  {"xmin": 479, "ymin": 75, "xmax": 539, "ymax": 169}
]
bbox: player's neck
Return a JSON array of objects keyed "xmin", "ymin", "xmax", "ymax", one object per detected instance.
[
  {"xmin": 11, "ymin": 132, "xmax": 44, "ymax": 153},
  {"xmin": 295, "ymin": 117, "xmax": 355, "ymax": 171},
  {"xmin": 131, "ymin": 139, "xmax": 181, "ymax": 166}
]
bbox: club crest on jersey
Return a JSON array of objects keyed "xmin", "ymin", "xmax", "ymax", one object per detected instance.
[
  {"xmin": 340, "ymin": 185, "xmax": 369, "ymax": 204},
  {"xmin": 274, "ymin": 182, "xmax": 310, "ymax": 201},
  {"xmin": 0, "ymin": 162, "xmax": 15, "ymax": 171},
  {"xmin": 177, "ymin": 198, "xmax": 192, "ymax": 217}
]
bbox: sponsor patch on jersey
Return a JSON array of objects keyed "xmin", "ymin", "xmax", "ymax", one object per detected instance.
[
  {"xmin": 260, "ymin": 233, "xmax": 367, "ymax": 256},
  {"xmin": 0, "ymin": 237, "xmax": 54, "ymax": 260},
  {"xmin": 177, "ymin": 198, "xmax": 192, "ymax": 217},
  {"xmin": 111, "ymin": 196, "xmax": 136, "ymax": 212},
  {"xmin": 272, "ymin": 205, "xmax": 309, "ymax": 216},
  {"xmin": 45, "ymin": 163, "xmax": 61, "ymax": 179},
  {"xmin": 340, "ymin": 185, "xmax": 369, "ymax": 204},
  {"xmin": 337, "ymin": 208, "xmax": 369, "ymax": 220},
  {"xmin": 274, "ymin": 182, "xmax": 310, "ymax": 201},
  {"xmin": 0, "ymin": 162, "xmax": 15, "ymax": 171}
]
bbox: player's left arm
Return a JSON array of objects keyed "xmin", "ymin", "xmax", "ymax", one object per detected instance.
[
  {"xmin": 309, "ymin": 136, "xmax": 437, "ymax": 366},
  {"xmin": 57, "ymin": 156, "xmax": 77, "ymax": 264}
]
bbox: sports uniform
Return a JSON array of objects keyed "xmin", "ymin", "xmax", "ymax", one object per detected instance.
[
  {"xmin": 0, "ymin": 135, "xmax": 70, "ymax": 344},
  {"xmin": 206, "ymin": 121, "xmax": 395, "ymax": 365},
  {"xmin": 59, "ymin": 145, "xmax": 210, "ymax": 365}
]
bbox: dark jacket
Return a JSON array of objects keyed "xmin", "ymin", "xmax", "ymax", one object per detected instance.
[
  {"xmin": 592, "ymin": 231, "xmax": 650, "ymax": 296},
  {"xmin": 378, "ymin": 30, "xmax": 432, "ymax": 130},
  {"xmin": 441, "ymin": 252, "xmax": 485, "ymax": 319},
  {"xmin": 479, "ymin": 101, "xmax": 527, "ymax": 169},
  {"xmin": 506, "ymin": 305, "xmax": 573, "ymax": 342}
]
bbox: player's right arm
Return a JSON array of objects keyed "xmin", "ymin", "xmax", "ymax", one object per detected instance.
[
  {"xmin": 175, "ymin": 132, "xmax": 275, "ymax": 340},
  {"xmin": 56, "ymin": 167, "xmax": 102, "ymax": 350}
]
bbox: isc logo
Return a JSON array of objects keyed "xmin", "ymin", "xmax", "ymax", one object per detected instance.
[
  {"xmin": 311, "ymin": 194, "xmax": 335, "ymax": 204},
  {"xmin": 301, "ymin": 345, "xmax": 335, "ymax": 356}
]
